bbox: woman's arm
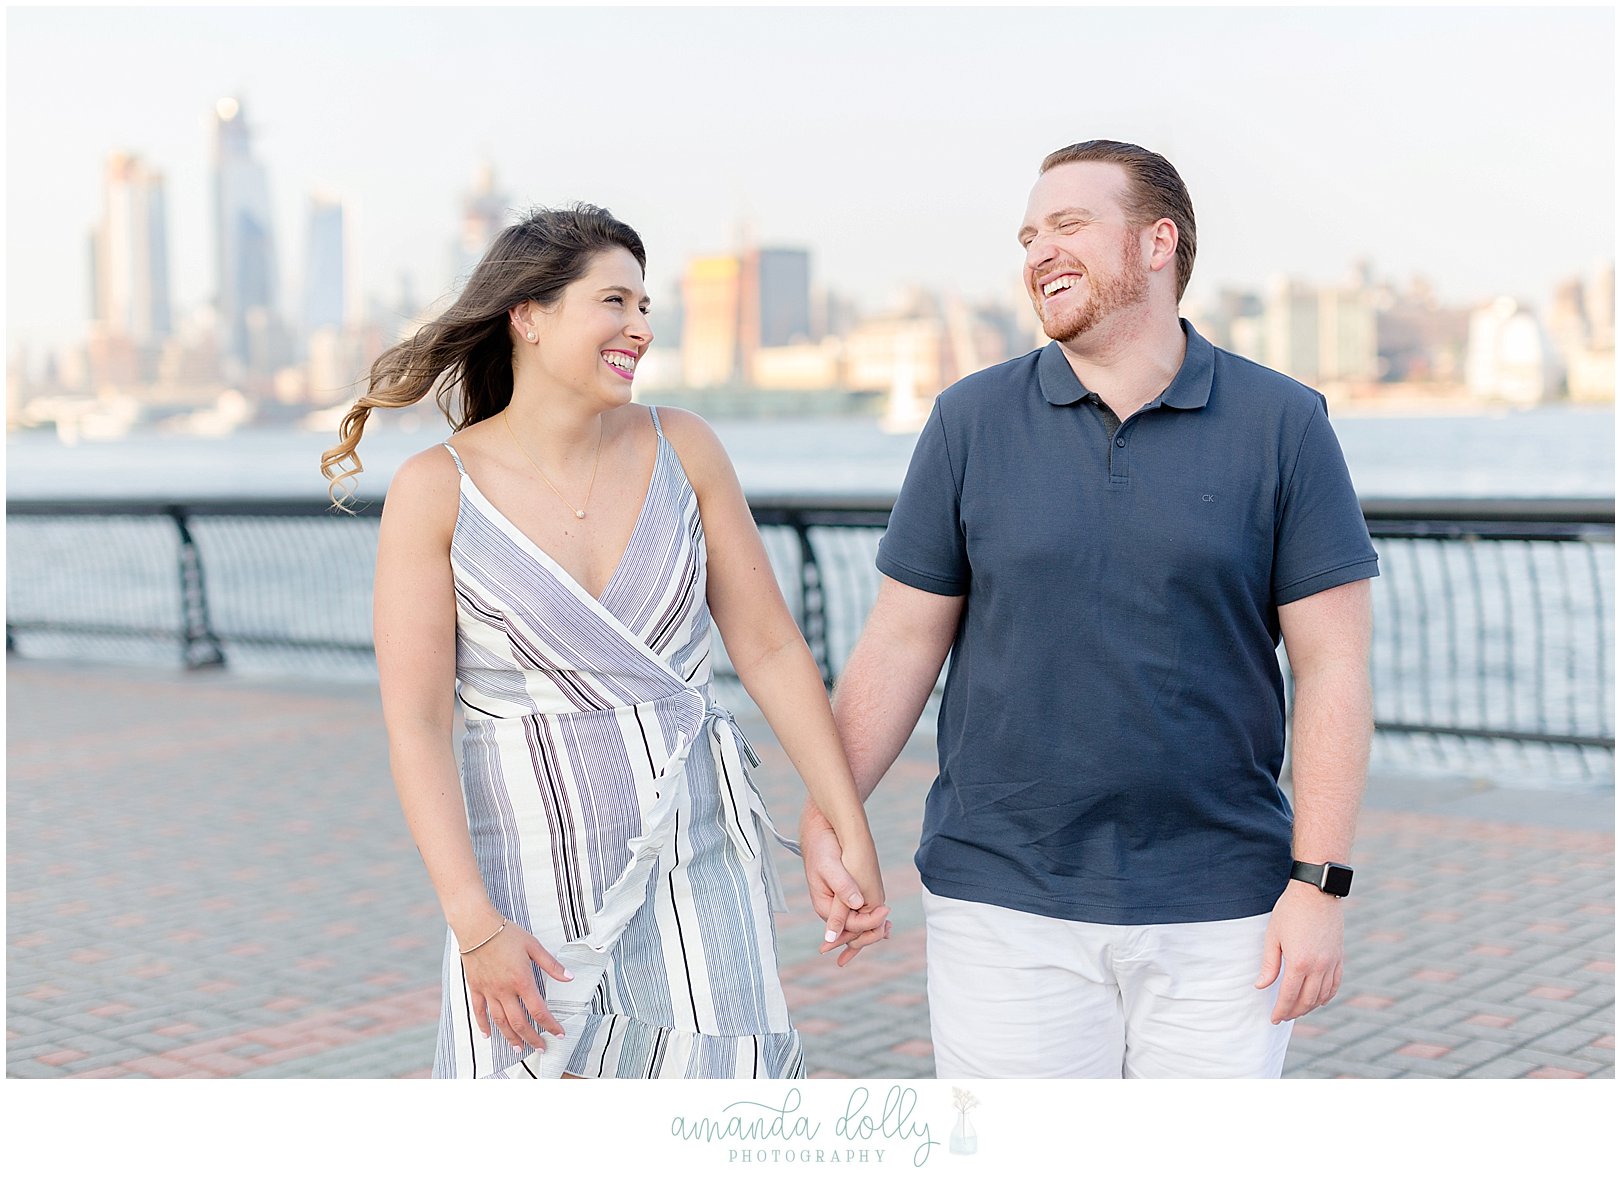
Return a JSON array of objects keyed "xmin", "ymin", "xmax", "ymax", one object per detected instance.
[
  {"xmin": 810, "ymin": 575, "xmax": 965, "ymax": 963},
  {"xmin": 658, "ymin": 409, "xmax": 887, "ymax": 935},
  {"xmin": 374, "ymin": 447, "xmax": 572, "ymax": 1052}
]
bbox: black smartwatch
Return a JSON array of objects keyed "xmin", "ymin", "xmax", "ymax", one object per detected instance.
[{"xmin": 1290, "ymin": 860, "xmax": 1354, "ymax": 898}]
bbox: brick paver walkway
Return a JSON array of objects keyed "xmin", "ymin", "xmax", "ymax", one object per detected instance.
[{"xmin": 6, "ymin": 659, "xmax": 1613, "ymax": 1078}]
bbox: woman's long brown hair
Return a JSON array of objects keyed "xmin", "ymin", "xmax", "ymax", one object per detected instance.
[{"xmin": 319, "ymin": 202, "xmax": 646, "ymax": 506}]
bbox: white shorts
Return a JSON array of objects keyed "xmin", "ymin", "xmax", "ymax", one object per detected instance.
[{"xmin": 922, "ymin": 889, "xmax": 1293, "ymax": 1078}]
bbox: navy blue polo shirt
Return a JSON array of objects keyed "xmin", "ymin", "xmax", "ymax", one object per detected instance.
[{"xmin": 876, "ymin": 320, "xmax": 1379, "ymax": 925}]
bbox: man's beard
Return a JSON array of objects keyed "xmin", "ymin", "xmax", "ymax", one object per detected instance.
[{"xmin": 1038, "ymin": 235, "xmax": 1150, "ymax": 343}]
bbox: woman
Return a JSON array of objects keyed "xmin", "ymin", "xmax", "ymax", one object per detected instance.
[{"xmin": 321, "ymin": 204, "xmax": 888, "ymax": 1079}]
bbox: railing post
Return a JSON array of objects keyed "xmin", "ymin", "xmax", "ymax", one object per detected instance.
[
  {"xmin": 172, "ymin": 507, "xmax": 225, "ymax": 669},
  {"xmin": 793, "ymin": 519, "xmax": 833, "ymax": 688}
]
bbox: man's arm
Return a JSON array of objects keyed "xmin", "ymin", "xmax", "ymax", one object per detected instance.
[
  {"xmin": 1256, "ymin": 578, "xmax": 1374, "ymax": 1022},
  {"xmin": 835, "ymin": 577, "xmax": 965, "ymax": 798},
  {"xmin": 803, "ymin": 576, "xmax": 964, "ymax": 964}
]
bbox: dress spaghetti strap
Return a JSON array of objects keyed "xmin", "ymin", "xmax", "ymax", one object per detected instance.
[
  {"xmin": 647, "ymin": 405, "xmax": 664, "ymax": 438},
  {"xmin": 442, "ymin": 442, "xmax": 466, "ymax": 474}
]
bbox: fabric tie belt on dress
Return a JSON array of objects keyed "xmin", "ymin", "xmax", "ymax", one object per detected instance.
[
  {"xmin": 705, "ymin": 701, "xmax": 802, "ymax": 911},
  {"xmin": 521, "ymin": 694, "xmax": 799, "ymax": 1078}
]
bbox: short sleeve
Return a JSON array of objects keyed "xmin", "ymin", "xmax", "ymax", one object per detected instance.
[
  {"xmin": 876, "ymin": 401, "xmax": 969, "ymax": 596},
  {"xmin": 1272, "ymin": 402, "xmax": 1380, "ymax": 605}
]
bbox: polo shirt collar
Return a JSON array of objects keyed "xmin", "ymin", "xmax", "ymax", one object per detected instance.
[{"xmin": 1038, "ymin": 318, "xmax": 1215, "ymax": 411}]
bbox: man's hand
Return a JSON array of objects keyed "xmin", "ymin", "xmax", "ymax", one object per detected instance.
[
  {"xmin": 800, "ymin": 810, "xmax": 890, "ymax": 966},
  {"xmin": 1255, "ymin": 880, "xmax": 1345, "ymax": 1023}
]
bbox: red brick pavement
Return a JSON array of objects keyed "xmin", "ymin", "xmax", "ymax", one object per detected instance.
[{"xmin": 6, "ymin": 659, "xmax": 1614, "ymax": 1080}]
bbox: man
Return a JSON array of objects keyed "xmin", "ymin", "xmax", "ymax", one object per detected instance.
[{"xmin": 803, "ymin": 140, "xmax": 1377, "ymax": 1078}]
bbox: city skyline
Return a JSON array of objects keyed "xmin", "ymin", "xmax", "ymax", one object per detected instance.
[{"xmin": 6, "ymin": 5, "xmax": 1615, "ymax": 361}]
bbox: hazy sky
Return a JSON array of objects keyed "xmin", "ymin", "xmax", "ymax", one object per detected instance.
[{"xmin": 5, "ymin": 4, "xmax": 1615, "ymax": 357}]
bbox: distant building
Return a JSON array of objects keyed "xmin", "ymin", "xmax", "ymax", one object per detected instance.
[
  {"xmin": 1263, "ymin": 276, "xmax": 1319, "ymax": 382},
  {"xmin": 1251, "ymin": 275, "xmax": 1377, "ymax": 386},
  {"xmin": 156, "ymin": 307, "xmax": 225, "ymax": 398},
  {"xmin": 941, "ymin": 295, "xmax": 1016, "ymax": 378},
  {"xmin": 243, "ymin": 306, "xmax": 293, "ymax": 385},
  {"xmin": 819, "ymin": 288, "xmax": 861, "ymax": 341},
  {"xmin": 211, "ymin": 98, "xmax": 281, "ymax": 374},
  {"xmin": 1008, "ymin": 277, "xmax": 1047, "ymax": 351},
  {"xmin": 748, "ymin": 342, "xmax": 842, "ymax": 391},
  {"xmin": 303, "ymin": 195, "xmax": 345, "ymax": 336},
  {"xmin": 85, "ymin": 324, "xmax": 142, "ymax": 394},
  {"xmin": 1587, "ymin": 261, "xmax": 1614, "ymax": 350},
  {"xmin": 843, "ymin": 288, "xmax": 1019, "ymax": 400},
  {"xmin": 742, "ymin": 247, "xmax": 813, "ymax": 385},
  {"xmin": 845, "ymin": 315, "xmax": 949, "ymax": 397},
  {"xmin": 1374, "ymin": 276, "xmax": 1470, "ymax": 384},
  {"xmin": 1316, "ymin": 284, "xmax": 1378, "ymax": 384},
  {"xmin": 1547, "ymin": 262, "xmax": 1615, "ymax": 402},
  {"xmin": 306, "ymin": 325, "xmax": 367, "ymax": 404},
  {"xmin": 450, "ymin": 161, "xmax": 513, "ymax": 289},
  {"xmin": 680, "ymin": 246, "xmax": 816, "ymax": 389},
  {"xmin": 1465, "ymin": 297, "xmax": 1561, "ymax": 404},
  {"xmin": 1193, "ymin": 288, "xmax": 1265, "ymax": 362},
  {"xmin": 89, "ymin": 152, "xmax": 172, "ymax": 363},
  {"xmin": 747, "ymin": 247, "xmax": 813, "ymax": 349},
  {"xmin": 681, "ymin": 255, "xmax": 744, "ymax": 387},
  {"xmin": 844, "ymin": 290, "xmax": 950, "ymax": 396}
]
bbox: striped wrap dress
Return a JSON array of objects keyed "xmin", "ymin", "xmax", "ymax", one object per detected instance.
[{"xmin": 432, "ymin": 408, "xmax": 805, "ymax": 1079}]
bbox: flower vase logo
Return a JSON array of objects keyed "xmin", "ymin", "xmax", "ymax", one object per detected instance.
[{"xmin": 949, "ymin": 1087, "xmax": 979, "ymax": 1156}]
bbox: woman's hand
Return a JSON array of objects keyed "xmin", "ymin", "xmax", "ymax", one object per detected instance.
[
  {"xmin": 801, "ymin": 810, "xmax": 891, "ymax": 967},
  {"xmin": 838, "ymin": 834, "xmax": 887, "ymax": 927},
  {"xmin": 458, "ymin": 917, "xmax": 575, "ymax": 1052}
]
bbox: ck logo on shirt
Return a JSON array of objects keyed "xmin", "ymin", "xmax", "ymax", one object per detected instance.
[{"xmin": 1201, "ymin": 494, "xmax": 1216, "ymax": 503}]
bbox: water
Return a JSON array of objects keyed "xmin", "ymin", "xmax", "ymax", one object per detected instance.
[
  {"xmin": 6, "ymin": 405, "xmax": 1613, "ymax": 790},
  {"xmin": 4, "ymin": 403, "xmax": 1615, "ymax": 500}
]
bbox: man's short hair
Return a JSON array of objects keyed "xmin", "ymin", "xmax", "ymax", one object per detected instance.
[{"xmin": 1040, "ymin": 140, "xmax": 1197, "ymax": 301}]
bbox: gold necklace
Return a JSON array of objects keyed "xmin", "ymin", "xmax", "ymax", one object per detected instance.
[{"xmin": 502, "ymin": 409, "xmax": 602, "ymax": 520}]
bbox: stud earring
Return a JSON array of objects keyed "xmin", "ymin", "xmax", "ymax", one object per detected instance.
[{"xmin": 526, "ymin": 331, "xmax": 537, "ymax": 342}]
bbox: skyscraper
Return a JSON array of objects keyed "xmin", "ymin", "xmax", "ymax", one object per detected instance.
[
  {"xmin": 735, "ymin": 246, "xmax": 810, "ymax": 388},
  {"xmin": 90, "ymin": 152, "xmax": 172, "ymax": 352},
  {"xmin": 747, "ymin": 248, "xmax": 812, "ymax": 349},
  {"xmin": 1263, "ymin": 276, "xmax": 1320, "ymax": 382},
  {"xmin": 1317, "ymin": 284, "xmax": 1378, "ymax": 384},
  {"xmin": 681, "ymin": 255, "xmax": 744, "ymax": 387},
  {"xmin": 450, "ymin": 161, "xmax": 513, "ymax": 288},
  {"xmin": 1465, "ymin": 296, "xmax": 1560, "ymax": 405},
  {"xmin": 303, "ymin": 194, "xmax": 345, "ymax": 334},
  {"xmin": 681, "ymin": 246, "xmax": 816, "ymax": 389},
  {"xmin": 212, "ymin": 97, "xmax": 279, "ymax": 371}
]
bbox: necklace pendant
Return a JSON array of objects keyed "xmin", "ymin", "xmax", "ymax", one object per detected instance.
[{"xmin": 575, "ymin": 509, "xmax": 586, "ymax": 520}]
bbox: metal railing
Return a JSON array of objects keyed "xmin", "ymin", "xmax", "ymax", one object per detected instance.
[
  {"xmin": 7, "ymin": 495, "xmax": 1613, "ymax": 769},
  {"xmin": 1359, "ymin": 500, "xmax": 1613, "ymax": 755}
]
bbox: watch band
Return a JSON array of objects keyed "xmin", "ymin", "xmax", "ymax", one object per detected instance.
[{"xmin": 1290, "ymin": 859, "xmax": 1354, "ymax": 898}]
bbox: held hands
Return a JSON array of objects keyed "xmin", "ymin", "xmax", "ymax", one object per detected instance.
[
  {"xmin": 1256, "ymin": 880, "xmax": 1345, "ymax": 1023},
  {"xmin": 800, "ymin": 805, "xmax": 891, "ymax": 967},
  {"xmin": 457, "ymin": 914, "xmax": 574, "ymax": 1053}
]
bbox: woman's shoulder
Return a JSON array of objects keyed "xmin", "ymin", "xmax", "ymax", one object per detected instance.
[
  {"xmin": 381, "ymin": 441, "xmax": 464, "ymax": 535},
  {"xmin": 393, "ymin": 440, "xmax": 464, "ymax": 487},
  {"xmin": 646, "ymin": 402, "xmax": 707, "ymax": 437},
  {"xmin": 647, "ymin": 404, "xmax": 724, "ymax": 460},
  {"xmin": 646, "ymin": 405, "xmax": 735, "ymax": 493}
]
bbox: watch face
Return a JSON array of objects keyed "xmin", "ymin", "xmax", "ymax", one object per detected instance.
[{"xmin": 1322, "ymin": 864, "xmax": 1354, "ymax": 897}]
